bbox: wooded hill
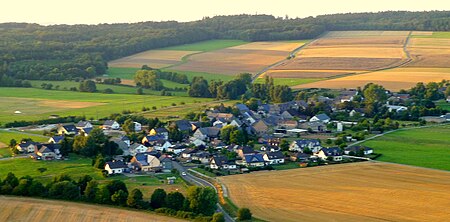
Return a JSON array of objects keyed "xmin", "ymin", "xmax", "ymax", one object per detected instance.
[{"xmin": 1, "ymin": 11, "xmax": 450, "ymax": 82}]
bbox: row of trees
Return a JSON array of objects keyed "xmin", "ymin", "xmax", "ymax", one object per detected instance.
[
  {"xmin": 188, "ymin": 73, "xmax": 251, "ymax": 99},
  {"xmin": 0, "ymin": 172, "xmax": 222, "ymax": 220},
  {"xmin": 141, "ymin": 66, "xmax": 189, "ymax": 84}
]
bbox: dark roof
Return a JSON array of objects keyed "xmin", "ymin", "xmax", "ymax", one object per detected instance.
[
  {"xmin": 106, "ymin": 161, "xmax": 128, "ymax": 169},
  {"xmin": 17, "ymin": 141, "xmax": 38, "ymax": 148},
  {"xmin": 176, "ymin": 120, "xmax": 192, "ymax": 131},
  {"xmin": 244, "ymin": 154, "xmax": 265, "ymax": 163},
  {"xmin": 239, "ymin": 146, "xmax": 255, "ymax": 154},
  {"xmin": 51, "ymin": 136, "xmax": 64, "ymax": 143},
  {"xmin": 314, "ymin": 114, "xmax": 330, "ymax": 121},
  {"xmin": 265, "ymin": 151, "xmax": 284, "ymax": 160},
  {"xmin": 294, "ymin": 139, "xmax": 321, "ymax": 146},
  {"xmin": 321, "ymin": 147, "xmax": 343, "ymax": 156},
  {"xmin": 103, "ymin": 120, "xmax": 117, "ymax": 126},
  {"xmin": 39, "ymin": 143, "xmax": 61, "ymax": 153},
  {"xmin": 145, "ymin": 135, "xmax": 165, "ymax": 142},
  {"xmin": 211, "ymin": 156, "xmax": 228, "ymax": 166},
  {"xmin": 197, "ymin": 127, "xmax": 220, "ymax": 137},
  {"xmin": 82, "ymin": 127, "xmax": 93, "ymax": 134},
  {"xmin": 236, "ymin": 104, "xmax": 250, "ymax": 112},
  {"xmin": 62, "ymin": 124, "xmax": 77, "ymax": 132},
  {"xmin": 76, "ymin": 121, "xmax": 91, "ymax": 128},
  {"xmin": 154, "ymin": 127, "xmax": 168, "ymax": 133},
  {"xmin": 121, "ymin": 136, "xmax": 130, "ymax": 141},
  {"xmin": 182, "ymin": 148, "xmax": 198, "ymax": 155}
]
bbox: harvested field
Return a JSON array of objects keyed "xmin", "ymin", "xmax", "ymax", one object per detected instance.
[
  {"xmin": 274, "ymin": 57, "xmax": 404, "ymax": 71},
  {"xmin": 229, "ymin": 41, "xmax": 304, "ymax": 51},
  {"xmin": 264, "ymin": 70, "xmax": 353, "ymax": 78},
  {"xmin": 295, "ymin": 68, "xmax": 450, "ymax": 91},
  {"xmin": 109, "ymin": 50, "xmax": 198, "ymax": 68},
  {"xmin": 408, "ymin": 48, "xmax": 450, "ymax": 68},
  {"xmin": 412, "ymin": 31, "xmax": 433, "ymax": 36},
  {"xmin": 221, "ymin": 162, "xmax": 450, "ymax": 222},
  {"xmin": 409, "ymin": 38, "xmax": 450, "ymax": 48},
  {"xmin": 171, "ymin": 44, "xmax": 299, "ymax": 75},
  {"xmin": 297, "ymin": 47, "xmax": 405, "ymax": 58},
  {"xmin": 325, "ymin": 31, "xmax": 410, "ymax": 38},
  {"xmin": 309, "ymin": 36, "xmax": 406, "ymax": 47},
  {"xmin": 0, "ymin": 196, "xmax": 185, "ymax": 222}
]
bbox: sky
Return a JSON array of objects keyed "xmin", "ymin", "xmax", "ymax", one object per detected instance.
[{"xmin": 1, "ymin": 0, "xmax": 450, "ymax": 25}]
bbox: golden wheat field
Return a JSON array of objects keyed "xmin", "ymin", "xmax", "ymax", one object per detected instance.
[
  {"xmin": 324, "ymin": 31, "xmax": 410, "ymax": 38},
  {"xmin": 297, "ymin": 47, "xmax": 405, "ymax": 58},
  {"xmin": 295, "ymin": 68, "xmax": 450, "ymax": 90},
  {"xmin": 309, "ymin": 36, "xmax": 406, "ymax": 47},
  {"xmin": 229, "ymin": 41, "xmax": 304, "ymax": 51},
  {"xmin": 109, "ymin": 50, "xmax": 198, "ymax": 68},
  {"xmin": 0, "ymin": 196, "xmax": 185, "ymax": 222},
  {"xmin": 263, "ymin": 69, "xmax": 354, "ymax": 78},
  {"xmin": 220, "ymin": 162, "xmax": 450, "ymax": 222}
]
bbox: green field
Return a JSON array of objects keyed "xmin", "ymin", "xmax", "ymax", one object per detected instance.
[
  {"xmin": 0, "ymin": 155, "xmax": 186, "ymax": 197},
  {"xmin": 436, "ymin": 100, "xmax": 450, "ymax": 112},
  {"xmin": 161, "ymin": 39, "xmax": 248, "ymax": 52},
  {"xmin": 0, "ymin": 87, "xmax": 213, "ymax": 124},
  {"xmin": 362, "ymin": 125, "xmax": 450, "ymax": 171},
  {"xmin": 413, "ymin": 32, "xmax": 450, "ymax": 38},
  {"xmin": 28, "ymin": 80, "xmax": 187, "ymax": 96},
  {"xmin": 105, "ymin": 67, "xmax": 140, "ymax": 79},
  {"xmin": 254, "ymin": 78, "xmax": 323, "ymax": 86}
]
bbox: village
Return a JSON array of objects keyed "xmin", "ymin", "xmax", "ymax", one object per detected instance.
[{"xmin": 11, "ymin": 85, "xmax": 450, "ymax": 178}]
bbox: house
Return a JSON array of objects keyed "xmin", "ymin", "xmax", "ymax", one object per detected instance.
[
  {"xmin": 339, "ymin": 90, "xmax": 358, "ymax": 103},
  {"xmin": 290, "ymin": 153, "xmax": 312, "ymax": 162},
  {"xmin": 48, "ymin": 136, "xmax": 64, "ymax": 144},
  {"xmin": 210, "ymin": 156, "xmax": 237, "ymax": 170},
  {"xmin": 316, "ymin": 147, "xmax": 343, "ymax": 161},
  {"xmin": 16, "ymin": 141, "xmax": 39, "ymax": 153},
  {"xmin": 103, "ymin": 120, "xmax": 120, "ymax": 130},
  {"xmin": 263, "ymin": 151, "xmax": 285, "ymax": 165},
  {"xmin": 387, "ymin": 105, "xmax": 408, "ymax": 112},
  {"xmin": 174, "ymin": 120, "xmax": 193, "ymax": 133},
  {"xmin": 213, "ymin": 118, "xmax": 227, "ymax": 128},
  {"xmin": 129, "ymin": 143, "xmax": 148, "ymax": 155},
  {"xmin": 120, "ymin": 136, "xmax": 131, "ymax": 147},
  {"xmin": 130, "ymin": 153, "xmax": 161, "ymax": 172},
  {"xmin": 236, "ymin": 146, "xmax": 257, "ymax": 158},
  {"xmin": 235, "ymin": 104, "xmax": 250, "ymax": 113},
  {"xmin": 167, "ymin": 144, "xmax": 187, "ymax": 155},
  {"xmin": 349, "ymin": 108, "xmax": 365, "ymax": 117},
  {"xmin": 277, "ymin": 120, "xmax": 298, "ymax": 129},
  {"xmin": 152, "ymin": 140, "xmax": 172, "ymax": 152},
  {"xmin": 105, "ymin": 161, "xmax": 128, "ymax": 175},
  {"xmin": 252, "ymin": 120, "xmax": 269, "ymax": 135},
  {"xmin": 181, "ymin": 148, "xmax": 198, "ymax": 159},
  {"xmin": 280, "ymin": 110, "xmax": 294, "ymax": 119},
  {"xmin": 267, "ymin": 138, "xmax": 281, "ymax": 147},
  {"xmin": 36, "ymin": 143, "xmax": 61, "ymax": 160},
  {"xmin": 142, "ymin": 135, "xmax": 165, "ymax": 146},
  {"xmin": 344, "ymin": 146, "xmax": 374, "ymax": 155},
  {"xmin": 191, "ymin": 138, "xmax": 207, "ymax": 147},
  {"xmin": 134, "ymin": 122, "xmax": 142, "ymax": 132},
  {"xmin": 310, "ymin": 114, "xmax": 331, "ymax": 123},
  {"xmin": 299, "ymin": 121, "xmax": 327, "ymax": 133},
  {"xmin": 57, "ymin": 124, "xmax": 78, "ymax": 135},
  {"xmin": 260, "ymin": 145, "xmax": 279, "ymax": 152},
  {"xmin": 192, "ymin": 152, "xmax": 211, "ymax": 164},
  {"xmin": 159, "ymin": 155, "xmax": 173, "ymax": 173},
  {"xmin": 229, "ymin": 119, "xmax": 243, "ymax": 127},
  {"xmin": 443, "ymin": 113, "xmax": 450, "ymax": 121},
  {"xmin": 111, "ymin": 138, "xmax": 129, "ymax": 154},
  {"xmin": 206, "ymin": 112, "xmax": 234, "ymax": 122},
  {"xmin": 289, "ymin": 139, "xmax": 322, "ymax": 153},
  {"xmin": 76, "ymin": 121, "xmax": 93, "ymax": 129},
  {"xmin": 79, "ymin": 127, "xmax": 93, "ymax": 136},
  {"xmin": 149, "ymin": 128, "xmax": 169, "ymax": 140},
  {"xmin": 243, "ymin": 154, "xmax": 265, "ymax": 167},
  {"xmin": 192, "ymin": 127, "xmax": 220, "ymax": 141}
]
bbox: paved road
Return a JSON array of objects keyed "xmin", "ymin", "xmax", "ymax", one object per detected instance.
[{"xmin": 172, "ymin": 161, "xmax": 235, "ymax": 222}]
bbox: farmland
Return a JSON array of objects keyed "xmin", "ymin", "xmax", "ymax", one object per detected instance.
[
  {"xmin": 0, "ymin": 196, "xmax": 185, "ymax": 222},
  {"xmin": 361, "ymin": 125, "xmax": 450, "ymax": 171},
  {"xmin": 0, "ymin": 88, "xmax": 213, "ymax": 124},
  {"xmin": 298, "ymin": 31, "xmax": 450, "ymax": 90},
  {"xmin": 221, "ymin": 162, "xmax": 450, "ymax": 222}
]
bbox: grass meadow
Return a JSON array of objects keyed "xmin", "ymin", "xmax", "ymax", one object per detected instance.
[
  {"xmin": 160, "ymin": 39, "xmax": 248, "ymax": 52},
  {"xmin": 362, "ymin": 125, "xmax": 450, "ymax": 171}
]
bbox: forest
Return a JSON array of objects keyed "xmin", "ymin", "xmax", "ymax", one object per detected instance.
[{"xmin": 1, "ymin": 11, "xmax": 450, "ymax": 82}]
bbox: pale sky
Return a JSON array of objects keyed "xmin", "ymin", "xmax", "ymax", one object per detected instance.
[{"xmin": 2, "ymin": 0, "xmax": 450, "ymax": 25}]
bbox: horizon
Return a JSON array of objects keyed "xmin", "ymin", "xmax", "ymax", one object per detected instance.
[{"xmin": 2, "ymin": 0, "xmax": 450, "ymax": 25}]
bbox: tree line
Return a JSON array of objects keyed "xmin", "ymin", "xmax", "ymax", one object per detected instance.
[{"xmin": 0, "ymin": 172, "xmax": 225, "ymax": 221}]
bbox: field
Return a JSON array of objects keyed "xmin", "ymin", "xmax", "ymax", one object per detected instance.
[
  {"xmin": 108, "ymin": 40, "xmax": 247, "ymax": 69},
  {"xmin": 267, "ymin": 31, "xmax": 408, "ymax": 82},
  {"xmin": 253, "ymin": 77, "xmax": 323, "ymax": 86},
  {"xmin": 361, "ymin": 125, "xmax": 450, "ymax": 171},
  {"xmin": 0, "ymin": 155, "xmax": 185, "ymax": 198},
  {"xmin": 0, "ymin": 87, "xmax": 213, "ymax": 124},
  {"xmin": 170, "ymin": 41, "xmax": 307, "ymax": 75},
  {"xmin": 221, "ymin": 162, "xmax": 450, "ymax": 222},
  {"xmin": 295, "ymin": 68, "xmax": 450, "ymax": 91},
  {"xmin": 0, "ymin": 196, "xmax": 185, "ymax": 222},
  {"xmin": 296, "ymin": 31, "xmax": 450, "ymax": 90}
]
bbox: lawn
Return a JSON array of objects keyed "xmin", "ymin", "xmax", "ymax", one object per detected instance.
[
  {"xmin": 362, "ymin": 125, "xmax": 450, "ymax": 171},
  {"xmin": 254, "ymin": 78, "xmax": 323, "ymax": 87},
  {"xmin": 272, "ymin": 162, "xmax": 300, "ymax": 170},
  {"xmin": 160, "ymin": 39, "xmax": 248, "ymax": 52},
  {"xmin": 0, "ymin": 87, "xmax": 213, "ymax": 124},
  {"xmin": 0, "ymin": 155, "xmax": 186, "ymax": 197},
  {"xmin": 436, "ymin": 100, "xmax": 450, "ymax": 111}
]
